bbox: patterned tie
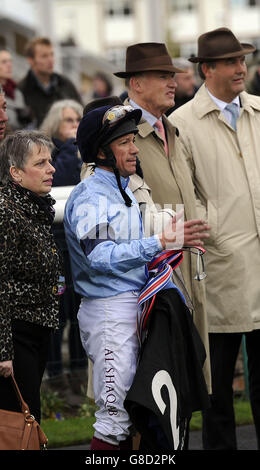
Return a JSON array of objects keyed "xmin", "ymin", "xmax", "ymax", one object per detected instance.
[
  {"xmin": 225, "ymin": 102, "xmax": 238, "ymax": 130},
  {"xmin": 155, "ymin": 119, "xmax": 168, "ymax": 155}
]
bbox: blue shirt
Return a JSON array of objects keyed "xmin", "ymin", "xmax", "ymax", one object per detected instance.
[{"xmin": 64, "ymin": 168, "xmax": 162, "ymax": 298}]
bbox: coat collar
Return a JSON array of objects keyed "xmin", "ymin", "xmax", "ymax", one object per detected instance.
[
  {"xmin": 24, "ymin": 69, "xmax": 60, "ymax": 94},
  {"xmin": 194, "ymin": 83, "xmax": 260, "ymax": 119},
  {"xmin": 137, "ymin": 117, "xmax": 154, "ymax": 138},
  {"xmin": 125, "ymin": 97, "xmax": 179, "ymax": 138},
  {"xmin": 1, "ymin": 182, "xmax": 56, "ymax": 222},
  {"xmin": 137, "ymin": 114, "xmax": 179, "ymax": 138},
  {"xmin": 240, "ymin": 90, "xmax": 260, "ymax": 115},
  {"xmin": 129, "ymin": 173, "xmax": 151, "ymax": 193}
]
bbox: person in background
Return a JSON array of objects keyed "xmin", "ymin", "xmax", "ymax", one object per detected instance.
[
  {"xmin": 0, "ymin": 85, "xmax": 8, "ymax": 144},
  {"xmin": 18, "ymin": 37, "xmax": 83, "ymax": 127},
  {"xmin": 40, "ymin": 99, "xmax": 83, "ymax": 186},
  {"xmin": 40, "ymin": 100, "xmax": 86, "ymax": 394},
  {"xmin": 170, "ymin": 27, "xmax": 260, "ymax": 450},
  {"xmin": 0, "ymin": 49, "xmax": 32, "ymax": 130},
  {"xmin": 165, "ymin": 57, "xmax": 198, "ymax": 116},
  {"xmin": 0, "ymin": 130, "xmax": 61, "ymax": 423},
  {"xmin": 246, "ymin": 58, "xmax": 260, "ymax": 95},
  {"xmin": 92, "ymin": 72, "xmax": 113, "ymax": 99}
]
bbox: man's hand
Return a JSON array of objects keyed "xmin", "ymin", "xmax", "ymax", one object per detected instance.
[
  {"xmin": 159, "ymin": 210, "xmax": 210, "ymax": 249},
  {"xmin": 0, "ymin": 360, "xmax": 13, "ymax": 378}
]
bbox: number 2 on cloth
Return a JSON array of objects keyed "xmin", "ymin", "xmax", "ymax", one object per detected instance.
[{"xmin": 152, "ymin": 370, "xmax": 179, "ymax": 449}]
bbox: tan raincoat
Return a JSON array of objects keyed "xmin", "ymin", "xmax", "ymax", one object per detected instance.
[
  {"xmin": 170, "ymin": 83, "xmax": 260, "ymax": 333},
  {"xmin": 131, "ymin": 113, "xmax": 211, "ymax": 391}
]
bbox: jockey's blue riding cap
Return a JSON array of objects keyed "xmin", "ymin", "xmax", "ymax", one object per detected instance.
[{"xmin": 76, "ymin": 98, "xmax": 142, "ymax": 163}]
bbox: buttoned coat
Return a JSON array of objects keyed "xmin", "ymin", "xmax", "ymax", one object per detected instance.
[
  {"xmin": 170, "ymin": 83, "xmax": 260, "ymax": 333},
  {"xmin": 127, "ymin": 107, "xmax": 211, "ymax": 391}
]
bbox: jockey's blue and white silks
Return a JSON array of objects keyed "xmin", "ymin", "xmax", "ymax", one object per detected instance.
[{"xmin": 64, "ymin": 168, "xmax": 162, "ymax": 298}]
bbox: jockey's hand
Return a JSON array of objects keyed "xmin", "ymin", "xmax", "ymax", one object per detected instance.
[{"xmin": 159, "ymin": 209, "xmax": 210, "ymax": 249}]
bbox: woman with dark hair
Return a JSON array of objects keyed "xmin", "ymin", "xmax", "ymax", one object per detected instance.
[{"xmin": 92, "ymin": 72, "xmax": 113, "ymax": 98}]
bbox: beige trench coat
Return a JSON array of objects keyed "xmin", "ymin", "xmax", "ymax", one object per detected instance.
[
  {"xmin": 130, "ymin": 112, "xmax": 211, "ymax": 392},
  {"xmin": 170, "ymin": 83, "xmax": 260, "ymax": 333}
]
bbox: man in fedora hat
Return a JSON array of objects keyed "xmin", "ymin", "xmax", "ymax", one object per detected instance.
[
  {"xmin": 170, "ymin": 27, "xmax": 260, "ymax": 450},
  {"xmin": 114, "ymin": 42, "xmax": 212, "ymax": 400}
]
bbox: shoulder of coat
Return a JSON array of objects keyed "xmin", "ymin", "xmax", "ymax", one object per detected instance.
[
  {"xmin": 137, "ymin": 120, "xmax": 154, "ymax": 138},
  {"xmin": 241, "ymin": 91, "xmax": 260, "ymax": 113},
  {"xmin": 172, "ymin": 85, "xmax": 221, "ymax": 122},
  {"xmin": 163, "ymin": 114, "xmax": 180, "ymax": 136},
  {"xmin": 129, "ymin": 173, "xmax": 151, "ymax": 193}
]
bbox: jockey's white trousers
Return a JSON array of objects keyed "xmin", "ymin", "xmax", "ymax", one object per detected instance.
[{"xmin": 78, "ymin": 291, "xmax": 140, "ymax": 445}]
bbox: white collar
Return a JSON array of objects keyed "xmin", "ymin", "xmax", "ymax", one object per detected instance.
[
  {"xmin": 129, "ymin": 99, "xmax": 159, "ymax": 127},
  {"xmin": 206, "ymin": 87, "xmax": 240, "ymax": 111}
]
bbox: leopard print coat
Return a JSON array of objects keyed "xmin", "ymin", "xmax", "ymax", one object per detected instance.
[{"xmin": 0, "ymin": 182, "xmax": 61, "ymax": 361}]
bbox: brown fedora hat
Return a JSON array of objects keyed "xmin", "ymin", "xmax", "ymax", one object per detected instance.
[
  {"xmin": 114, "ymin": 42, "xmax": 185, "ymax": 78},
  {"xmin": 189, "ymin": 27, "xmax": 255, "ymax": 63}
]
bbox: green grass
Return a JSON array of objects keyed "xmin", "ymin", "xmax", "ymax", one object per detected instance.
[
  {"xmin": 41, "ymin": 416, "xmax": 95, "ymax": 448},
  {"xmin": 41, "ymin": 398, "xmax": 254, "ymax": 449},
  {"xmin": 190, "ymin": 398, "xmax": 253, "ymax": 431}
]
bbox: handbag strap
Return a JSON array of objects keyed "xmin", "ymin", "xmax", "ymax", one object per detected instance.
[
  {"xmin": 10, "ymin": 374, "xmax": 31, "ymax": 415},
  {"xmin": 20, "ymin": 416, "xmax": 35, "ymax": 450}
]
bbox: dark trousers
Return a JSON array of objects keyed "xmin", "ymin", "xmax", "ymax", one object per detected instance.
[
  {"xmin": 0, "ymin": 319, "xmax": 51, "ymax": 423},
  {"xmin": 202, "ymin": 331, "xmax": 260, "ymax": 449},
  {"xmin": 47, "ymin": 288, "xmax": 86, "ymax": 376},
  {"xmin": 47, "ymin": 232, "xmax": 86, "ymax": 377}
]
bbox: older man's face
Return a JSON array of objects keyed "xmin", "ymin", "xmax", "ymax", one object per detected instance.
[
  {"xmin": 0, "ymin": 94, "xmax": 8, "ymax": 140},
  {"xmin": 133, "ymin": 71, "xmax": 177, "ymax": 117},
  {"xmin": 109, "ymin": 133, "xmax": 139, "ymax": 177}
]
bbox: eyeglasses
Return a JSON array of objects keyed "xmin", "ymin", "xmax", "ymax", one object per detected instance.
[
  {"xmin": 188, "ymin": 247, "xmax": 206, "ymax": 281},
  {"xmin": 102, "ymin": 105, "xmax": 135, "ymax": 127},
  {"xmin": 179, "ymin": 246, "xmax": 206, "ymax": 281},
  {"xmin": 63, "ymin": 117, "xmax": 81, "ymax": 124}
]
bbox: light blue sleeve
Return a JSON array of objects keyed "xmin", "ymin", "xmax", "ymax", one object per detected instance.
[
  {"xmin": 86, "ymin": 236, "xmax": 162, "ymax": 275},
  {"xmin": 66, "ymin": 188, "xmax": 162, "ymax": 275}
]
